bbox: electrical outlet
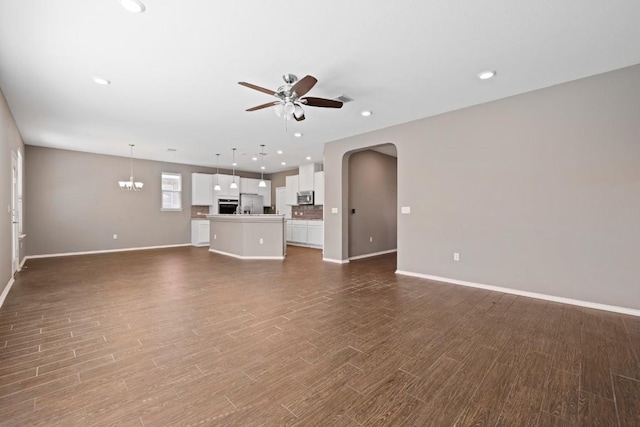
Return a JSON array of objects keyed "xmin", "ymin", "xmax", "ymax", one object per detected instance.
[
  {"xmin": 453, "ymin": 252, "xmax": 460, "ymax": 261},
  {"xmin": 331, "ymin": 207, "xmax": 338, "ymax": 214},
  {"xmin": 259, "ymin": 238, "xmax": 264, "ymax": 244},
  {"xmin": 369, "ymin": 236, "xmax": 373, "ymax": 243},
  {"xmin": 113, "ymin": 234, "xmax": 118, "ymax": 240}
]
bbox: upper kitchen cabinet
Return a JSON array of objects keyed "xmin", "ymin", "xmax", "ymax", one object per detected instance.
[
  {"xmin": 286, "ymin": 175, "xmax": 299, "ymax": 205},
  {"xmin": 214, "ymin": 174, "xmax": 240, "ymax": 198},
  {"xmin": 313, "ymin": 171, "xmax": 324, "ymax": 205},
  {"xmin": 240, "ymin": 177, "xmax": 259, "ymax": 194},
  {"xmin": 298, "ymin": 163, "xmax": 322, "ymax": 192},
  {"xmin": 258, "ymin": 180, "xmax": 272, "ymax": 207},
  {"xmin": 192, "ymin": 173, "xmax": 213, "ymax": 205}
]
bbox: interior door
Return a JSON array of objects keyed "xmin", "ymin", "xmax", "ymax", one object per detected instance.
[{"xmin": 275, "ymin": 187, "xmax": 291, "ymax": 219}]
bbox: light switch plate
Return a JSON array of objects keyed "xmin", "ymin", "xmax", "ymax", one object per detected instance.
[
  {"xmin": 401, "ymin": 206, "xmax": 411, "ymax": 214},
  {"xmin": 331, "ymin": 207, "xmax": 338, "ymax": 214}
]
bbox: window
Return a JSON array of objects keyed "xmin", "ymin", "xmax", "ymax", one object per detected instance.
[{"xmin": 161, "ymin": 172, "xmax": 182, "ymax": 211}]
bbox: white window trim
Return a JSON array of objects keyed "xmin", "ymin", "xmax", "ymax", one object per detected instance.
[{"xmin": 161, "ymin": 172, "xmax": 183, "ymax": 211}]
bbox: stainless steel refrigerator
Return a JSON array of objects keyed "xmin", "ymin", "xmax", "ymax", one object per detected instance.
[{"xmin": 239, "ymin": 194, "xmax": 264, "ymax": 214}]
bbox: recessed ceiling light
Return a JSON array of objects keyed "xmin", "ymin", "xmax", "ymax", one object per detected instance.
[
  {"xmin": 120, "ymin": 0, "xmax": 146, "ymax": 13},
  {"xmin": 478, "ymin": 70, "xmax": 496, "ymax": 80},
  {"xmin": 232, "ymin": 162, "xmax": 237, "ymax": 166},
  {"xmin": 260, "ymin": 166, "xmax": 266, "ymax": 170},
  {"xmin": 361, "ymin": 111, "xmax": 372, "ymax": 117},
  {"xmin": 251, "ymin": 157, "xmax": 258, "ymax": 161},
  {"xmin": 306, "ymin": 156, "xmax": 312, "ymax": 160},
  {"xmin": 281, "ymin": 162, "xmax": 287, "ymax": 166},
  {"xmin": 92, "ymin": 76, "xmax": 111, "ymax": 85},
  {"xmin": 277, "ymin": 150, "xmax": 283, "ymax": 154},
  {"xmin": 293, "ymin": 132, "xmax": 303, "ymax": 138}
]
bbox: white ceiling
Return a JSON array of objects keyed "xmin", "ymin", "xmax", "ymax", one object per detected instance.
[{"xmin": 1, "ymin": 1, "xmax": 639, "ymax": 173}]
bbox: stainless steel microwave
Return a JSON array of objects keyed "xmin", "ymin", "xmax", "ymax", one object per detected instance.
[{"xmin": 297, "ymin": 190, "xmax": 314, "ymax": 205}]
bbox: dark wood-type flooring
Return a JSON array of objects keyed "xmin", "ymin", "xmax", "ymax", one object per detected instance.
[{"xmin": 1, "ymin": 246, "xmax": 639, "ymax": 426}]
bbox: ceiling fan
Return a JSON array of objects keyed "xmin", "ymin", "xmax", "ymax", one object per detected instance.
[{"xmin": 238, "ymin": 74, "xmax": 343, "ymax": 121}]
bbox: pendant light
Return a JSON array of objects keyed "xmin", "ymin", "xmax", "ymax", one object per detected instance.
[
  {"xmin": 258, "ymin": 144, "xmax": 267, "ymax": 188},
  {"xmin": 213, "ymin": 154, "xmax": 221, "ymax": 191},
  {"xmin": 230, "ymin": 148, "xmax": 238, "ymax": 189},
  {"xmin": 118, "ymin": 144, "xmax": 144, "ymax": 191}
]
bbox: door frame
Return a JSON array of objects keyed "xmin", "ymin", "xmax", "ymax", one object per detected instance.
[{"xmin": 11, "ymin": 151, "xmax": 19, "ymax": 275}]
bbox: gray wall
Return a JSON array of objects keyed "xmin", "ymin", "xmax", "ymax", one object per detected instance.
[
  {"xmin": 0, "ymin": 87, "xmax": 25, "ymax": 298},
  {"xmin": 324, "ymin": 64, "xmax": 640, "ymax": 310},
  {"xmin": 266, "ymin": 168, "xmax": 298, "ymax": 204},
  {"xmin": 24, "ymin": 146, "xmax": 259, "ymax": 256},
  {"xmin": 348, "ymin": 150, "xmax": 397, "ymax": 258}
]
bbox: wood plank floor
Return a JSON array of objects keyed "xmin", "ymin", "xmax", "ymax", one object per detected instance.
[{"xmin": 1, "ymin": 245, "xmax": 638, "ymax": 426}]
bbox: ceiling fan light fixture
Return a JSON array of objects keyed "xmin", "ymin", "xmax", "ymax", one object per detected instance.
[
  {"xmin": 293, "ymin": 105, "xmax": 304, "ymax": 119},
  {"xmin": 284, "ymin": 101, "xmax": 295, "ymax": 116},
  {"xmin": 274, "ymin": 103, "xmax": 284, "ymax": 117}
]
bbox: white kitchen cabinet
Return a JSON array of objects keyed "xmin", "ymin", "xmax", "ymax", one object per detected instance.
[
  {"xmin": 292, "ymin": 221, "xmax": 308, "ymax": 243},
  {"xmin": 298, "ymin": 163, "xmax": 322, "ymax": 192},
  {"xmin": 307, "ymin": 221, "xmax": 323, "ymax": 246},
  {"xmin": 286, "ymin": 220, "xmax": 323, "ymax": 247},
  {"xmin": 286, "ymin": 175, "xmax": 299, "ymax": 205},
  {"xmin": 313, "ymin": 171, "xmax": 324, "ymax": 206},
  {"xmin": 214, "ymin": 174, "xmax": 240, "ymax": 197},
  {"xmin": 192, "ymin": 173, "xmax": 213, "ymax": 205},
  {"xmin": 286, "ymin": 223, "xmax": 293, "ymax": 241},
  {"xmin": 191, "ymin": 220, "xmax": 210, "ymax": 246},
  {"xmin": 240, "ymin": 177, "xmax": 259, "ymax": 194},
  {"xmin": 258, "ymin": 180, "xmax": 271, "ymax": 207}
]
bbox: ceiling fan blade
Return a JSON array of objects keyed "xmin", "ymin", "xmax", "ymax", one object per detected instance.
[
  {"xmin": 294, "ymin": 113, "xmax": 306, "ymax": 122},
  {"xmin": 291, "ymin": 75, "xmax": 317, "ymax": 97},
  {"xmin": 246, "ymin": 101, "xmax": 279, "ymax": 112},
  {"xmin": 238, "ymin": 81, "xmax": 276, "ymax": 96},
  {"xmin": 301, "ymin": 97, "xmax": 343, "ymax": 108}
]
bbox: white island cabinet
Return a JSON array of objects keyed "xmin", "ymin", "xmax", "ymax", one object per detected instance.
[{"xmin": 191, "ymin": 219, "xmax": 210, "ymax": 246}]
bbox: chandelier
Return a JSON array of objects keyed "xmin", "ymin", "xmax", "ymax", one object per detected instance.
[{"xmin": 118, "ymin": 144, "xmax": 144, "ymax": 191}]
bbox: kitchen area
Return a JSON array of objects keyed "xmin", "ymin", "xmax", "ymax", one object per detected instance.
[{"xmin": 190, "ymin": 163, "xmax": 325, "ymax": 258}]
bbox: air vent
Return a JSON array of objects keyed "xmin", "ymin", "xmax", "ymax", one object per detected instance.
[{"xmin": 335, "ymin": 94, "xmax": 354, "ymax": 103}]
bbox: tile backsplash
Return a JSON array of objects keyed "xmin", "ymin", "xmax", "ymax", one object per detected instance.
[
  {"xmin": 191, "ymin": 205, "xmax": 210, "ymax": 218},
  {"xmin": 292, "ymin": 205, "xmax": 324, "ymax": 220}
]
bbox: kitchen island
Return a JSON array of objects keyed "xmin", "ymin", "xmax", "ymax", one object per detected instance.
[{"xmin": 207, "ymin": 214, "xmax": 286, "ymax": 260}]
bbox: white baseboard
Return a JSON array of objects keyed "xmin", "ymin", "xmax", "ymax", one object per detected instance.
[
  {"xmin": 322, "ymin": 258, "xmax": 349, "ymax": 264},
  {"xmin": 25, "ymin": 243, "xmax": 192, "ymax": 260},
  {"xmin": 18, "ymin": 257, "xmax": 27, "ymax": 271},
  {"xmin": 349, "ymin": 249, "xmax": 397, "ymax": 261},
  {"xmin": 286, "ymin": 242, "xmax": 323, "ymax": 249},
  {"xmin": 209, "ymin": 248, "xmax": 284, "ymax": 260},
  {"xmin": 395, "ymin": 270, "xmax": 640, "ymax": 317},
  {"xmin": 0, "ymin": 276, "xmax": 15, "ymax": 308}
]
